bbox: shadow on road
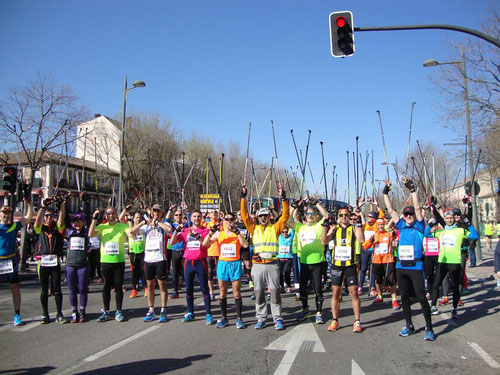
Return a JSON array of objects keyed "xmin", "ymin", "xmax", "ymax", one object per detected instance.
[
  {"xmin": 75, "ymin": 354, "xmax": 211, "ymax": 375},
  {"xmin": 0, "ymin": 366, "xmax": 56, "ymax": 375}
]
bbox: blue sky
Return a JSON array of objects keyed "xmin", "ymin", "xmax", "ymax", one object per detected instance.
[{"xmin": 0, "ymin": 1, "xmax": 497, "ymax": 203}]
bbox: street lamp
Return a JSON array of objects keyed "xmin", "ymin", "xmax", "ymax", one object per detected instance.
[
  {"xmin": 423, "ymin": 46, "xmax": 482, "ymax": 261},
  {"xmin": 118, "ymin": 77, "xmax": 146, "ymax": 212}
]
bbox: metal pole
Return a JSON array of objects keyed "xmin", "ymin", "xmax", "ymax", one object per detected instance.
[
  {"xmin": 347, "ymin": 151, "xmax": 350, "ymax": 205},
  {"xmin": 355, "ymin": 136, "xmax": 359, "ymax": 200},
  {"xmin": 271, "ymin": 120, "xmax": 281, "ymax": 188},
  {"xmin": 320, "ymin": 141, "xmax": 328, "ymax": 201},
  {"xmin": 377, "ymin": 111, "xmax": 390, "ymax": 180},
  {"xmin": 119, "ymin": 76, "xmax": 127, "ymax": 212},
  {"xmin": 243, "ymin": 122, "xmax": 251, "ymax": 186},
  {"xmin": 405, "ymin": 102, "xmax": 416, "ymax": 175}
]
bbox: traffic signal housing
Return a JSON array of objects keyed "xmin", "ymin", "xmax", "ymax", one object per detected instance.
[
  {"xmin": 330, "ymin": 11, "xmax": 355, "ymax": 57},
  {"xmin": 3, "ymin": 167, "xmax": 17, "ymax": 194}
]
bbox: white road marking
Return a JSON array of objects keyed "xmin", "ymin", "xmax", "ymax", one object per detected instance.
[
  {"xmin": 265, "ymin": 322, "xmax": 325, "ymax": 375},
  {"xmin": 57, "ymin": 325, "xmax": 160, "ymax": 375},
  {"xmin": 468, "ymin": 342, "xmax": 500, "ymax": 369},
  {"xmin": 351, "ymin": 359, "xmax": 367, "ymax": 375}
]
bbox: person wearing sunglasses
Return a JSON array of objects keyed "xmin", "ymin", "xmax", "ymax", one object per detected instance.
[
  {"xmin": 203, "ymin": 212, "xmax": 249, "ymax": 329},
  {"xmin": 240, "ymin": 185, "xmax": 289, "ymax": 330},
  {"xmin": 383, "ymin": 177, "xmax": 435, "ymax": 341},
  {"xmin": 277, "ymin": 226, "xmax": 294, "ymax": 294},
  {"xmin": 321, "ymin": 207, "xmax": 364, "ymax": 333},
  {"xmin": 34, "ymin": 194, "xmax": 68, "ymax": 324},
  {"xmin": 289, "ymin": 196, "xmax": 329, "ymax": 324},
  {"xmin": 0, "ymin": 199, "xmax": 33, "ymax": 327},
  {"xmin": 89, "ymin": 205, "xmax": 131, "ymax": 323},
  {"xmin": 165, "ymin": 205, "xmax": 188, "ymax": 299}
]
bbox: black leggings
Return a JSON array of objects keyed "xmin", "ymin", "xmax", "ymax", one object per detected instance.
[
  {"xmin": 396, "ymin": 268, "xmax": 432, "ymax": 330},
  {"xmin": 431, "ymin": 263, "xmax": 461, "ymax": 309},
  {"xmin": 424, "ymin": 255, "xmax": 438, "ymax": 294},
  {"xmin": 279, "ymin": 258, "xmax": 293, "ymax": 288},
  {"xmin": 39, "ymin": 265, "xmax": 62, "ymax": 316},
  {"xmin": 171, "ymin": 250, "xmax": 184, "ymax": 293},
  {"xmin": 299, "ymin": 262, "xmax": 324, "ymax": 312},
  {"xmin": 129, "ymin": 252, "xmax": 145, "ymax": 290},
  {"xmin": 101, "ymin": 262, "xmax": 125, "ymax": 311},
  {"xmin": 88, "ymin": 249, "xmax": 102, "ymax": 279}
]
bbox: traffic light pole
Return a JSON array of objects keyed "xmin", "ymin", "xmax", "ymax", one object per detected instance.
[{"xmin": 354, "ymin": 24, "xmax": 500, "ymax": 48}]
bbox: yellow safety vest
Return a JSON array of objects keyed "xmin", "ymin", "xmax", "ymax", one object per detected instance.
[{"xmin": 253, "ymin": 225, "xmax": 278, "ymax": 261}]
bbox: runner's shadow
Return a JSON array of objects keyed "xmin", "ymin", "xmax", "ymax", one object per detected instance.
[
  {"xmin": 0, "ymin": 366, "xmax": 55, "ymax": 375},
  {"xmin": 75, "ymin": 355, "xmax": 211, "ymax": 374}
]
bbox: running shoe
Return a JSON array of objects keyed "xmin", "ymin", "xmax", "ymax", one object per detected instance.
[
  {"xmin": 369, "ymin": 288, "xmax": 377, "ymax": 297},
  {"xmin": 372, "ymin": 296, "xmax": 384, "ymax": 305},
  {"xmin": 438, "ymin": 296, "xmax": 449, "ymax": 306},
  {"xmin": 97, "ymin": 310, "xmax": 111, "ymax": 322},
  {"xmin": 169, "ymin": 292, "xmax": 179, "ymax": 299},
  {"xmin": 315, "ymin": 312, "xmax": 325, "ymax": 324},
  {"xmin": 13, "ymin": 314, "xmax": 24, "ymax": 326},
  {"xmin": 71, "ymin": 312, "xmax": 80, "ymax": 324},
  {"xmin": 399, "ymin": 325, "xmax": 415, "ymax": 337},
  {"xmin": 55, "ymin": 314, "xmax": 68, "ymax": 324},
  {"xmin": 430, "ymin": 306, "xmax": 439, "ymax": 315},
  {"xmin": 451, "ymin": 308, "xmax": 458, "ymax": 319},
  {"xmin": 296, "ymin": 309, "xmax": 311, "ymax": 322},
  {"xmin": 97, "ymin": 277, "xmax": 103, "ymax": 284},
  {"xmin": 79, "ymin": 313, "xmax": 88, "ymax": 323},
  {"xmin": 357, "ymin": 287, "xmax": 363, "ymax": 296},
  {"xmin": 250, "ymin": 293, "xmax": 256, "ymax": 300},
  {"xmin": 41, "ymin": 315, "xmax": 50, "ymax": 324},
  {"xmin": 353, "ymin": 320, "xmax": 362, "ymax": 333},
  {"xmin": 275, "ymin": 319, "xmax": 284, "ymax": 330},
  {"xmin": 144, "ymin": 311, "xmax": 156, "ymax": 322},
  {"xmin": 216, "ymin": 318, "xmax": 229, "ymax": 328},
  {"xmin": 426, "ymin": 293, "xmax": 431, "ymax": 300},
  {"xmin": 130, "ymin": 289, "xmax": 138, "ymax": 298},
  {"xmin": 392, "ymin": 300, "xmax": 401, "ymax": 310},
  {"xmin": 285, "ymin": 287, "xmax": 292, "ymax": 294},
  {"xmin": 254, "ymin": 319, "xmax": 266, "ymax": 330},
  {"xmin": 206, "ymin": 314, "xmax": 215, "ymax": 325},
  {"xmin": 182, "ymin": 312, "xmax": 195, "ymax": 322},
  {"xmin": 461, "ymin": 288, "xmax": 470, "ymax": 295},
  {"xmin": 115, "ymin": 310, "xmax": 127, "ymax": 322},
  {"xmin": 265, "ymin": 293, "xmax": 271, "ymax": 301},
  {"xmin": 210, "ymin": 293, "xmax": 215, "ymax": 301},
  {"xmin": 424, "ymin": 328, "xmax": 436, "ymax": 341},
  {"xmin": 158, "ymin": 312, "xmax": 168, "ymax": 323},
  {"xmin": 236, "ymin": 318, "xmax": 246, "ymax": 329},
  {"xmin": 457, "ymin": 299, "xmax": 464, "ymax": 306},
  {"xmin": 328, "ymin": 320, "xmax": 339, "ymax": 332},
  {"xmin": 294, "ymin": 293, "xmax": 300, "ymax": 301}
]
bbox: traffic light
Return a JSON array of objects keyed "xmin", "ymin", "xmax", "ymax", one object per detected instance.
[
  {"xmin": 329, "ymin": 11, "xmax": 355, "ymax": 57},
  {"xmin": 3, "ymin": 167, "xmax": 17, "ymax": 194}
]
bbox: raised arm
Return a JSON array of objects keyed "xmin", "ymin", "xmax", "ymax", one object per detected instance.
[
  {"xmin": 21, "ymin": 200, "xmax": 33, "ymax": 227},
  {"xmin": 382, "ymin": 180, "xmax": 398, "ymax": 220},
  {"xmin": 403, "ymin": 176, "xmax": 423, "ymax": 222},
  {"xmin": 88, "ymin": 209, "xmax": 100, "ymax": 238},
  {"xmin": 240, "ymin": 186, "xmax": 255, "ymax": 235}
]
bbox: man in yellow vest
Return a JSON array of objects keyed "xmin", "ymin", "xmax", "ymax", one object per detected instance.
[{"xmin": 240, "ymin": 185, "xmax": 289, "ymax": 330}]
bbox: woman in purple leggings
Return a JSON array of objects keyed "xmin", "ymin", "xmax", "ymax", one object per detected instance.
[{"xmin": 66, "ymin": 213, "xmax": 90, "ymax": 323}]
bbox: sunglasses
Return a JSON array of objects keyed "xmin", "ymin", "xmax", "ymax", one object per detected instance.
[
  {"xmin": 305, "ymin": 212, "xmax": 315, "ymax": 216},
  {"xmin": 338, "ymin": 214, "xmax": 349, "ymax": 217},
  {"xmin": 44, "ymin": 214, "xmax": 55, "ymax": 218},
  {"xmin": 174, "ymin": 214, "xmax": 181, "ymax": 216},
  {"xmin": 403, "ymin": 213, "xmax": 414, "ymax": 217},
  {"xmin": 224, "ymin": 217, "xmax": 235, "ymax": 221},
  {"xmin": 105, "ymin": 212, "xmax": 115, "ymax": 215}
]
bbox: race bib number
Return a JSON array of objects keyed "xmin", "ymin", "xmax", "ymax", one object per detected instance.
[
  {"xmin": 41, "ymin": 254, "xmax": 58, "ymax": 267},
  {"xmin": 104, "ymin": 242, "xmax": 119, "ymax": 255},
  {"xmin": 328, "ymin": 240, "xmax": 334, "ymax": 250},
  {"xmin": 425, "ymin": 238, "xmax": 440, "ymax": 255},
  {"xmin": 334, "ymin": 245, "xmax": 351, "ymax": 261},
  {"xmin": 300, "ymin": 230, "xmax": 316, "ymax": 245},
  {"xmin": 279, "ymin": 245, "xmax": 290, "ymax": 255},
  {"xmin": 441, "ymin": 235, "xmax": 456, "ymax": 249},
  {"xmin": 135, "ymin": 235, "xmax": 144, "ymax": 242},
  {"xmin": 399, "ymin": 245, "xmax": 414, "ymax": 261},
  {"xmin": 146, "ymin": 239, "xmax": 161, "ymax": 252},
  {"xmin": 186, "ymin": 238, "xmax": 201, "ymax": 251},
  {"xmin": 375, "ymin": 243, "xmax": 388, "ymax": 255},
  {"xmin": 221, "ymin": 243, "xmax": 237, "ymax": 258},
  {"xmin": 0, "ymin": 259, "xmax": 14, "ymax": 274},
  {"xmin": 69, "ymin": 237, "xmax": 85, "ymax": 251}
]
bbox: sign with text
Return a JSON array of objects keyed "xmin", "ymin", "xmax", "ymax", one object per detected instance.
[{"xmin": 200, "ymin": 194, "xmax": 220, "ymax": 212}]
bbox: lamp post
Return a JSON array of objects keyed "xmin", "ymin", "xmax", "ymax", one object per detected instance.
[
  {"xmin": 424, "ymin": 45, "xmax": 482, "ymax": 261},
  {"xmin": 118, "ymin": 76, "xmax": 146, "ymax": 213}
]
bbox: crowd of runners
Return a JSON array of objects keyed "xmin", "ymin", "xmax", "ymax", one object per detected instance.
[{"xmin": 2, "ymin": 175, "xmax": 500, "ymax": 342}]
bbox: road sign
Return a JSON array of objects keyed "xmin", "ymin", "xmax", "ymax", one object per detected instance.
[
  {"xmin": 465, "ymin": 181, "xmax": 480, "ymax": 195},
  {"xmin": 200, "ymin": 193, "xmax": 220, "ymax": 212}
]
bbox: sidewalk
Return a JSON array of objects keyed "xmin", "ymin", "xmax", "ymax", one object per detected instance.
[{"xmin": 466, "ymin": 238, "xmax": 498, "ymax": 281}]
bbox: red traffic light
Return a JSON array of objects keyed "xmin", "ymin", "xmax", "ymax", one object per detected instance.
[
  {"xmin": 336, "ymin": 16, "xmax": 346, "ymax": 28},
  {"xmin": 3, "ymin": 167, "xmax": 15, "ymax": 175}
]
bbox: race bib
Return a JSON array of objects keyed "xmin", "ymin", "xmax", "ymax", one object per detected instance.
[
  {"xmin": 334, "ymin": 245, "xmax": 351, "ymax": 261},
  {"xmin": 279, "ymin": 245, "xmax": 290, "ymax": 255},
  {"xmin": 399, "ymin": 245, "xmax": 414, "ymax": 261},
  {"xmin": 328, "ymin": 240, "xmax": 334, "ymax": 250},
  {"xmin": 135, "ymin": 235, "xmax": 144, "ymax": 242},
  {"xmin": 375, "ymin": 243, "xmax": 388, "ymax": 255},
  {"xmin": 441, "ymin": 235, "xmax": 456, "ymax": 248},
  {"xmin": 425, "ymin": 238, "xmax": 440, "ymax": 255},
  {"xmin": 186, "ymin": 238, "xmax": 201, "ymax": 251},
  {"xmin": 221, "ymin": 243, "xmax": 237, "ymax": 258},
  {"xmin": 145, "ymin": 239, "xmax": 161, "ymax": 252},
  {"xmin": 300, "ymin": 230, "xmax": 316, "ymax": 245},
  {"xmin": 69, "ymin": 237, "xmax": 85, "ymax": 251},
  {"xmin": 104, "ymin": 242, "xmax": 119, "ymax": 255},
  {"xmin": 0, "ymin": 259, "xmax": 14, "ymax": 274},
  {"xmin": 41, "ymin": 254, "xmax": 58, "ymax": 267},
  {"xmin": 89, "ymin": 237, "xmax": 100, "ymax": 249}
]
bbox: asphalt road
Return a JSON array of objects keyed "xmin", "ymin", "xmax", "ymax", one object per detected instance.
[{"xmin": 1, "ymin": 252, "xmax": 499, "ymax": 375}]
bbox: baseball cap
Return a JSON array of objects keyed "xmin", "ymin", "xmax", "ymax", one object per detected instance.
[
  {"xmin": 152, "ymin": 204, "xmax": 163, "ymax": 211},
  {"xmin": 367, "ymin": 211, "xmax": 378, "ymax": 219},
  {"xmin": 71, "ymin": 213, "xmax": 86, "ymax": 221},
  {"xmin": 402, "ymin": 206, "xmax": 415, "ymax": 215},
  {"xmin": 444, "ymin": 210, "xmax": 454, "ymax": 217},
  {"xmin": 452, "ymin": 208, "xmax": 461, "ymax": 216},
  {"xmin": 257, "ymin": 208, "xmax": 270, "ymax": 216}
]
